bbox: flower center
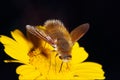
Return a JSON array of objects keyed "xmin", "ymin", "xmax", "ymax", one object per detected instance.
[{"xmin": 28, "ymin": 48, "xmax": 71, "ymax": 75}]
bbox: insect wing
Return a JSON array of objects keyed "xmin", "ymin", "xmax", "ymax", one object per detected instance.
[
  {"xmin": 70, "ymin": 23, "xmax": 89, "ymax": 43},
  {"xmin": 26, "ymin": 25, "xmax": 56, "ymax": 47}
]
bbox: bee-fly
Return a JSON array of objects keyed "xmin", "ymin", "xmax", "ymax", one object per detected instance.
[{"xmin": 26, "ymin": 20, "xmax": 89, "ymax": 62}]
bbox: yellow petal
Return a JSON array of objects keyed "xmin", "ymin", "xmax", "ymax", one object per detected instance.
[
  {"xmin": 0, "ymin": 30, "xmax": 32, "ymax": 63},
  {"xmin": 71, "ymin": 42, "xmax": 88, "ymax": 64},
  {"xmin": 72, "ymin": 73, "xmax": 105, "ymax": 79},
  {"xmin": 11, "ymin": 29, "xmax": 33, "ymax": 49},
  {"xmin": 4, "ymin": 45, "xmax": 29, "ymax": 63},
  {"xmin": 17, "ymin": 65, "xmax": 44, "ymax": 80},
  {"xmin": 72, "ymin": 62, "xmax": 105, "ymax": 79},
  {"xmin": 0, "ymin": 35, "xmax": 17, "ymax": 45},
  {"xmin": 73, "ymin": 62, "xmax": 103, "ymax": 69},
  {"xmin": 30, "ymin": 75, "xmax": 46, "ymax": 80},
  {"xmin": 18, "ymin": 71, "xmax": 40, "ymax": 80},
  {"xmin": 47, "ymin": 73, "xmax": 72, "ymax": 80},
  {"xmin": 16, "ymin": 65, "xmax": 35, "ymax": 74}
]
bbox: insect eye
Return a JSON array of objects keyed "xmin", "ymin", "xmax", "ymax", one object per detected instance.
[
  {"xmin": 59, "ymin": 55, "xmax": 72, "ymax": 60},
  {"xmin": 66, "ymin": 55, "xmax": 72, "ymax": 59}
]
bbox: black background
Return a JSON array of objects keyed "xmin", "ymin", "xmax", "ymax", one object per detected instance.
[{"xmin": 0, "ymin": 0, "xmax": 119, "ymax": 80}]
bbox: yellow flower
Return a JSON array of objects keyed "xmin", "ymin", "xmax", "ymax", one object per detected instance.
[{"xmin": 0, "ymin": 27, "xmax": 105, "ymax": 80}]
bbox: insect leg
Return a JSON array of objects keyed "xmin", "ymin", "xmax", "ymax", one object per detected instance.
[{"xmin": 59, "ymin": 61, "xmax": 63, "ymax": 72}]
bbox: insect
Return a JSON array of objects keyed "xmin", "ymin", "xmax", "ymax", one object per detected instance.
[{"xmin": 26, "ymin": 20, "xmax": 89, "ymax": 62}]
